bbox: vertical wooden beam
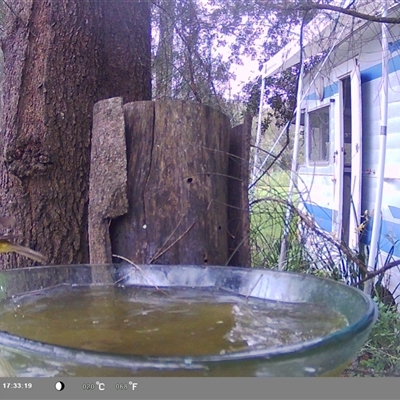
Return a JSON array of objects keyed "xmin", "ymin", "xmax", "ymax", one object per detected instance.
[
  {"xmin": 88, "ymin": 97, "xmax": 128, "ymax": 269},
  {"xmin": 227, "ymin": 115, "xmax": 252, "ymax": 267}
]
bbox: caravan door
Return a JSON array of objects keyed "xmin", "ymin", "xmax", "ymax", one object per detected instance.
[
  {"xmin": 332, "ymin": 88, "xmax": 344, "ymax": 240},
  {"xmin": 333, "ymin": 60, "xmax": 363, "ymax": 248},
  {"xmin": 349, "ymin": 60, "xmax": 362, "ymax": 250}
]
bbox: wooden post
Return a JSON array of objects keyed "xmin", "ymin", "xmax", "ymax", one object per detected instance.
[
  {"xmin": 227, "ymin": 115, "xmax": 252, "ymax": 267},
  {"xmin": 88, "ymin": 97, "xmax": 128, "ymax": 269},
  {"xmin": 110, "ymin": 100, "xmax": 231, "ymax": 265}
]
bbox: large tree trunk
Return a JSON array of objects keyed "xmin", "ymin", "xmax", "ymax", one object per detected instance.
[
  {"xmin": 154, "ymin": 0, "xmax": 175, "ymax": 99},
  {"xmin": 0, "ymin": 0, "xmax": 151, "ymax": 269}
]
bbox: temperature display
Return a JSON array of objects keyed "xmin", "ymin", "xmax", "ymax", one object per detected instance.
[{"xmin": 115, "ymin": 382, "xmax": 138, "ymax": 390}]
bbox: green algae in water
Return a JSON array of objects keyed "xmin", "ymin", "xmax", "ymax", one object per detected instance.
[{"xmin": 0, "ymin": 285, "xmax": 348, "ymax": 357}]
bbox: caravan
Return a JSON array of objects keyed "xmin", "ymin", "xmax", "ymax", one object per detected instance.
[{"xmin": 260, "ymin": 2, "xmax": 400, "ymax": 299}]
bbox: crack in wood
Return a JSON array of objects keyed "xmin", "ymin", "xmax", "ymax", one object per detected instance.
[{"xmin": 141, "ymin": 102, "xmax": 156, "ymax": 228}]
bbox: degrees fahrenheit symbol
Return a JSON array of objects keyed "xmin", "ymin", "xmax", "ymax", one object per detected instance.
[{"xmin": 129, "ymin": 381, "xmax": 138, "ymax": 390}]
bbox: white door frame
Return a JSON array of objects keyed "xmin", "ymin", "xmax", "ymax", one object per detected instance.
[
  {"xmin": 349, "ymin": 59, "xmax": 363, "ymax": 250},
  {"xmin": 332, "ymin": 89, "xmax": 344, "ymax": 240},
  {"xmin": 332, "ymin": 59, "xmax": 362, "ymax": 248}
]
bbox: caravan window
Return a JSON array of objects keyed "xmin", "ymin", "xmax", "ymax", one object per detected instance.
[{"xmin": 308, "ymin": 106, "xmax": 330, "ymax": 163}]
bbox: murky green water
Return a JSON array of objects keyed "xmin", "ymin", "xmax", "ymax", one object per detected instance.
[{"xmin": 0, "ymin": 285, "xmax": 348, "ymax": 357}]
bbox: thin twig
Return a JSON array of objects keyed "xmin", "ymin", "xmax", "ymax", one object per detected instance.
[
  {"xmin": 1, "ymin": 0, "xmax": 36, "ymax": 37},
  {"xmin": 253, "ymin": 196, "xmax": 369, "ymax": 276},
  {"xmin": 246, "ymin": 274, "xmax": 263, "ymax": 300},
  {"xmin": 189, "ymin": 144, "xmax": 244, "ymax": 161},
  {"xmin": 225, "ymin": 235, "xmax": 249, "ymax": 266},
  {"xmin": 150, "ymin": 215, "xmax": 185, "ymax": 261},
  {"xmin": 186, "ymin": 172, "xmax": 243, "ymax": 182},
  {"xmin": 149, "ymin": 221, "xmax": 196, "ymax": 263},
  {"xmin": 112, "ymin": 254, "xmax": 145, "ymax": 283},
  {"xmin": 112, "ymin": 254, "xmax": 169, "ymax": 296},
  {"xmin": 209, "ymin": 199, "xmax": 247, "ymax": 211},
  {"xmin": 2, "ymin": 0, "xmax": 22, "ymax": 21}
]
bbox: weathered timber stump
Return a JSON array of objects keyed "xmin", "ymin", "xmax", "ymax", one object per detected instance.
[
  {"xmin": 88, "ymin": 99, "xmax": 251, "ymax": 267},
  {"xmin": 110, "ymin": 100, "xmax": 231, "ymax": 265}
]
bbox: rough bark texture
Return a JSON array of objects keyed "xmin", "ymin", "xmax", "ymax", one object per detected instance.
[
  {"xmin": 154, "ymin": 0, "xmax": 175, "ymax": 99},
  {"xmin": 88, "ymin": 97, "xmax": 128, "ymax": 266},
  {"xmin": 227, "ymin": 115, "xmax": 252, "ymax": 267},
  {"xmin": 110, "ymin": 100, "xmax": 231, "ymax": 266},
  {"xmin": 0, "ymin": 0, "xmax": 151, "ymax": 269},
  {"xmin": 95, "ymin": 1, "xmax": 151, "ymax": 103}
]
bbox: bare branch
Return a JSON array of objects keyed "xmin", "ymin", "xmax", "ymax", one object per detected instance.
[
  {"xmin": 352, "ymin": 259, "xmax": 400, "ymax": 287},
  {"xmin": 263, "ymin": 1, "xmax": 400, "ymax": 24},
  {"xmin": 300, "ymin": 2, "xmax": 400, "ymax": 24}
]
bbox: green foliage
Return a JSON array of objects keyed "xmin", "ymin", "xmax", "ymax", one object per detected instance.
[
  {"xmin": 250, "ymin": 172, "xmax": 400, "ymax": 377},
  {"xmin": 245, "ymin": 54, "xmax": 325, "ymax": 133},
  {"xmin": 250, "ymin": 175, "xmax": 400, "ymax": 377},
  {"xmin": 356, "ymin": 299, "xmax": 400, "ymax": 375},
  {"xmin": 150, "ymin": 0, "xmax": 338, "ymax": 130},
  {"xmin": 152, "ymin": 0, "xmax": 235, "ymax": 108},
  {"xmin": 249, "ymin": 165, "xmax": 365, "ymax": 283},
  {"xmin": 151, "ymin": 0, "xmax": 312, "ymax": 122},
  {"xmin": 250, "ymin": 170, "xmax": 310, "ymax": 271}
]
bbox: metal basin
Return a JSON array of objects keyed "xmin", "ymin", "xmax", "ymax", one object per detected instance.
[{"xmin": 0, "ymin": 264, "xmax": 378, "ymax": 377}]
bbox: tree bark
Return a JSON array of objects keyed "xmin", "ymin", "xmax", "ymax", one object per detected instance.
[
  {"xmin": 110, "ymin": 100, "xmax": 231, "ymax": 266},
  {"xmin": 154, "ymin": 0, "xmax": 175, "ymax": 99},
  {"xmin": 88, "ymin": 97, "xmax": 128, "ymax": 266},
  {"xmin": 0, "ymin": 0, "xmax": 151, "ymax": 269}
]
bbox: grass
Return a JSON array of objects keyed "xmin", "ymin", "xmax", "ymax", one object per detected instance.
[
  {"xmin": 250, "ymin": 170, "xmax": 311, "ymax": 270},
  {"xmin": 251, "ymin": 170, "xmax": 400, "ymax": 377},
  {"xmin": 342, "ymin": 299, "xmax": 400, "ymax": 377}
]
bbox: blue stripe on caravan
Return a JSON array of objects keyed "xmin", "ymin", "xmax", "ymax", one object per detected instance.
[
  {"xmin": 388, "ymin": 205, "xmax": 400, "ymax": 220},
  {"xmin": 388, "ymin": 39, "xmax": 400, "ymax": 54},
  {"xmin": 303, "ymin": 203, "xmax": 333, "ymax": 232},
  {"xmin": 302, "ymin": 204, "xmax": 400, "ymax": 257},
  {"xmin": 305, "ymin": 82, "xmax": 338, "ymax": 101},
  {"xmin": 305, "ymin": 53, "xmax": 400, "ymax": 99},
  {"xmin": 361, "ymin": 217, "xmax": 400, "ymax": 258},
  {"xmin": 324, "ymin": 82, "xmax": 338, "ymax": 98},
  {"xmin": 305, "ymin": 93, "xmax": 318, "ymax": 101},
  {"xmin": 361, "ymin": 53, "xmax": 400, "ymax": 84}
]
